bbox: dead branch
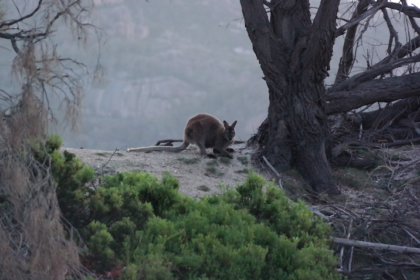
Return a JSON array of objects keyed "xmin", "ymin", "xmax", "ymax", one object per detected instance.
[
  {"xmin": 406, "ymin": 0, "xmax": 420, "ymax": 35},
  {"xmin": 154, "ymin": 139, "xmax": 183, "ymax": 146},
  {"xmin": 334, "ymin": 0, "xmax": 371, "ymax": 84},
  {"xmin": 329, "ymin": 53, "xmax": 420, "ymax": 92},
  {"xmin": 382, "ymin": 7, "xmax": 401, "ymax": 56},
  {"xmin": 346, "ymin": 138, "xmax": 420, "ymax": 148},
  {"xmin": 383, "ymin": 2, "xmax": 420, "ymax": 18},
  {"xmin": 154, "ymin": 139, "xmax": 245, "ymax": 146},
  {"xmin": 101, "ymin": 148, "xmax": 119, "ymax": 175},
  {"xmin": 262, "ymin": 155, "xmax": 280, "ymax": 177},
  {"xmin": 374, "ymin": 253, "xmax": 420, "ymax": 268},
  {"xmin": 262, "ymin": 155, "xmax": 283, "ymax": 189},
  {"xmin": 0, "ymin": 0, "xmax": 43, "ymax": 29},
  {"xmin": 333, "ymin": 237, "xmax": 420, "ymax": 254},
  {"xmin": 326, "ymin": 73, "xmax": 420, "ymax": 114},
  {"xmin": 335, "ymin": 2, "xmax": 383, "ymax": 38}
]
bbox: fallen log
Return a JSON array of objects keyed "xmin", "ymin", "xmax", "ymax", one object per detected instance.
[{"xmin": 333, "ymin": 237, "xmax": 420, "ymax": 254}]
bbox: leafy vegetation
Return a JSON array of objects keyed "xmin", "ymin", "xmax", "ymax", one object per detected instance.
[
  {"xmin": 43, "ymin": 135, "xmax": 340, "ymax": 279},
  {"xmin": 218, "ymin": 156, "xmax": 232, "ymax": 165},
  {"xmin": 332, "ymin": 168, "xmax": 376, "ymax": 190},
  {"xmin": 235, "ymin": 168, "xmax": 249, "ymax": 174},
  {"xmin": 237, "ymin": 156, "xmax": 249, "ymax": 165},
  {"xmin": 197, "ymin": 185, "xmax": 211, "ymax": 192},
  {"xmin": 177, "ymin": 157, "xmax": 201, "ymax": 164}
]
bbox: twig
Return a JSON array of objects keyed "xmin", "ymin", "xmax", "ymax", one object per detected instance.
[
  {"xmin": 262, "ymin": 156, "xmax": 283, "ymax": 189},
  {"xmin": 0, "ymin": 0, "xmax": 43, "ymax": 29},
  {"xmin": 358, "ymin": 124, "xmax": 363, "ymax": 141},
  {"xmin": 399, "ymin": 226, "xmax": 420, "ymax": 245},
  {"xmin": 101, "ymin": 148, "xmax": 119, "ymax": 175},
  {"xmin": 374, "ymin": 253, "xmax": 420, "ymax": 268},
  {"xmin": 329, "ymin": 204, "xmax": 361, "ymax": 219},
  {"xmin": 155, "ymin": 139, "xmax": 183, "ymax": 146},
  {"xmin": 396, "ymin": 158, "xmax": 420, "ymax": 173},
  {"xmin": 347, "ymin": 219, "xmax": 354, "ymax": 273},
  {"xmin": 347, "ymin": 137, "xmax": 420, "ymax": 148},
  {"xmin": 154, "ymin": 139, "xmax": 246, "ymax": 146}
]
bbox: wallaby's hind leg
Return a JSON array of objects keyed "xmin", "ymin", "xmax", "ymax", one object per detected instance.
[
  {"xmin": 196, "ymin": 143, "xmax": 217, "ymax": 158},
  {"xmin": 195, "ymin": 143, "xmax": 213, "ymax": 158}
]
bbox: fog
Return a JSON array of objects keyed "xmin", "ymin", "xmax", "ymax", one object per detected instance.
[
  {"xmin": 58, "ymin": 0, "xmax": 269, "ymax": 150},
  {"xmin": 0, "ymin": 0, "xmax": 412, "ymax": 150}
]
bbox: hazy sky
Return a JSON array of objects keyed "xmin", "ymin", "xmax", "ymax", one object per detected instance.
[{"xmin": 407, "ymin": 0, "xmax": 420, "ymax": 5}]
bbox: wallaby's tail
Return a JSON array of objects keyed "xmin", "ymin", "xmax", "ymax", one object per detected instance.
[{"xmin": 127, "ymin": 141, "xmax": 189, "ymax": 153}]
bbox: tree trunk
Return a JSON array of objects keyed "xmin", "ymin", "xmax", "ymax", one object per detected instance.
[
  {"xmin": 262, "ymin": 77, "xmax": 339, "ymax": 194},
  {"xmin": 241, "ymin": 0, "xmax": 340, "ymax": 194}
]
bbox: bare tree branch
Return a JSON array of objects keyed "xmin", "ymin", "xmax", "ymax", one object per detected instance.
[
  {"xmin": 334, "ymin": 0, "xmax": 371, "ymax": 84},
  {"xmin": 333, "ymin": 237, "xmax": 420, "ymax": 254},
  {"xmin": 303, "ymin": 0, "xmax": 340, "ymax": 75},
  {"xmin": 329, "ymin": 53, "xmax": 420, "ymax": 92},
  {"xmin": 0, "ymin": 0, "xmax": 43, "ymax": 29},
  {"xmin": 240, "ymin": 0, "xmax": 282, "ymax": 90},
  {"xmin": 45, "ymin": 0, "xmax": 81, "ymax": 35},
  {"xmin": 335, "ymin": 2, "xmax": 384, "ymax": 38},
  {"xmin": 383, "ymin": 1, "xmax": 420, "ymax": 18},
  {"xmin": 382, "ymin": 7, "xmax": 401, "ymax": 56},
  {"xmin": 240, "ymin": 0, "xmax": 272, "ymax": 66},
  {"xmin": 326, "ymin": 73, "xmax": 420, "ymax": 114}
]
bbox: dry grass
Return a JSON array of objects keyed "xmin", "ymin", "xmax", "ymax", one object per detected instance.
[
  {"xmin": 0, "ymin": 96, "xmax": 83, "ymax": 279},
  {"xmin": 0, "ymin": 0, "xmax": 97, "ymax": 279}
]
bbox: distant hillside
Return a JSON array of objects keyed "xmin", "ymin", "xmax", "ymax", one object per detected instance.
[
  {"xmin": 0, "ymin": 0, "xmax": 396, "ymax": 150},
  {"xmin": 58, "ymin": 0, "xmax": 268, "ymax": 150}
]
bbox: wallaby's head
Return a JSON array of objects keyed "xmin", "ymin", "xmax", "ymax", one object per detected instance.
[{"xmin": 222, "ymin": 120, "xmax": 237, "ymax": 141}]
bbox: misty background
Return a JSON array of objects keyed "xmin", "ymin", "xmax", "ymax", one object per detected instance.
[
  {"xmin": 1, "ymin": 0, "xmax": 415, "ymax": 150},
  {"xmin": 64, "ymin": 0, "xmax": 269, "ymax": 150}
]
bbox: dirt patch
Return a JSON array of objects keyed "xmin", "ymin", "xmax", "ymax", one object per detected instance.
[{"xmin": 61, "ymin": 143, "xmax": 260, "ymax": 198}]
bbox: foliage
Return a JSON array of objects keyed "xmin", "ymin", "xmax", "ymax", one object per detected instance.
[
  {"xmin": 72, "ymin": 169, "xmax": 340, "ymax": 279},
  {"xmin": 177, "ymin": 157, "xmax": 201, "ymax": 164},
  {"xmin": 39, "ymin": 135, "xmax": 340, "ymax": 278},
  {"xmin": 218, "ymin": 172, "xmax": 333, "ymax": 250},
  {"xmin": 332, "ymin": 168, "xmax": 376, "ymax": 190},
  {"xmin": 32, "ymin": 134, "xmax": 95, "ymax": 228},
  {"xmin": 237, "ymin": 156, "xmax": 249, "ymax": 165}
]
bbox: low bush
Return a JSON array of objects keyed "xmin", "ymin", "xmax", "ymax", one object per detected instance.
[
  {"xmin": 33, "ymin": 134, "xmax": 95, "ymax": 228},
  {"xmin": 44, "ymin": 135, "xmax": 341, "ymax": 279},
  {"xmin": 83, "ymin": 171, "xmax": 340, "ymax": 279}
]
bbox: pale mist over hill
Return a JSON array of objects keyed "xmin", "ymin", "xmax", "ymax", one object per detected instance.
[
  {"xmin": 0, "ymin": 0, "xmax": 400, "ymax": 150},
  {"xmin": 57, "ymin": 0, "xmax": 269, "ymax": 150}
]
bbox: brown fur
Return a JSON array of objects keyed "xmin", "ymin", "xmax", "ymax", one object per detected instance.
[{"xmin": 127, "ymin": 113, "xmax": 237, "ymax": 158}]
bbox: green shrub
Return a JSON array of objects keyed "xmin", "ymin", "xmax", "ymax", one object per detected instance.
[
  {"xmin": 220, "ymin": 172, "xmax": 332, "ymax": 249},
  {"xmin": 32, "ymin": 134, "xmax": 95, "ymax": 228},
  {"xmin": 80, "ymin": 170, "xmax": 340, "ymax": 279},
  {"xmin": 43, "ymin": 136, "xmax": 340, "ymax": 279},
  {"xmin": 85, "ymin": 221, "xmax": 115, "ymax": 267}
]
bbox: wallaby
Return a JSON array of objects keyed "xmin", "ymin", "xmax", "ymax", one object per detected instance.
[{"xmin": 127, "ymin": 113, "xmax": 237, "ymax": 158}]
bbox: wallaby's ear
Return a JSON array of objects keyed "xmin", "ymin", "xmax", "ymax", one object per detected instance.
[
  {"xmin": 223, "ymin": 120, "xmax": 228, "ymax": 128},
  {"xmin": 231, "ymin": 120, "xmax": 237, "ymax": 128}
]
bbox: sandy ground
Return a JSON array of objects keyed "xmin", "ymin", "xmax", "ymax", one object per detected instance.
[
  {"xmin": 61, "ymin": 143, "xmax": 262, "ymax": 198},
  {"xmin": 61, "ymin": 142, "xmax": 420, "ymax": 211}
]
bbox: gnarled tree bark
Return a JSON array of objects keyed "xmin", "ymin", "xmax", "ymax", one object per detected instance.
[
  {"xmin": 241, "ymin": 0, "xmax": 340, "ymax": 194},
  {"xmin": 241, "ymin": 0, "xmax": 420, "ymax": 194}
]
